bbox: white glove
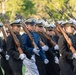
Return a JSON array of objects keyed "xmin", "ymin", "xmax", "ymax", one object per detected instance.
[
  {"xmin": 33, "ymin": 48, "xmax": 40, "ymax": 56},
  {"xmin": 44, "ymin": 59, "xmax": 49, "ymax": 64},
  {"xmin": 42, "ymin": 45, "xmax": 49, "ymax": 51},
  {"xmin": 5, "ymin": 55, "xmax": 10, "ymax": 60},
  {"xmin": 0, "ymin": 48, "xmax": 3, "ymax": 52},
  {"xmin": 19, "ymin": 54, "xmax": 26, "ymax": 60},
  {"xmin": 54, "ymin": 44, "xmax": 59, "ymax": 50},
  {"xmin": 54, "ymin": 56, "xmax": 59, "ymax": 64},
  {"xmin": 31, "ymin": 55, "xmax": 35, "ymax": 63},
  {"xmin": 72, "ymin": 53, "xmax": 76, "ymax": 59}
]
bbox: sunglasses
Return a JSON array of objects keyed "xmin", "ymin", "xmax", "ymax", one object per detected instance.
[
  {"xmin": 48, "ymin": 29, "xmax": 52, "ymax": 31},
  {"xmin": 17, "ymin": 25, "xmax": 21, "ymax": 27},
  {"xmin": 38, "ymin": 26, "xmax": 43, "ymax": 28}
]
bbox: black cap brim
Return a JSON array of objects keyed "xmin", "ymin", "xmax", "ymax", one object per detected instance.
[
  {"xmin": 10, "ymin": 23, "xmax": 21, "ymax": 26},
  {"xmin": 25, "ymin": 22, "xmax": 35, "ymax": 26}
]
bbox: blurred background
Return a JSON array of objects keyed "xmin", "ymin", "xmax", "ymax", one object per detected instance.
[
  {"xmin": 0, "ymin": 0, "xmax": 76, "ymax": 37},
  {"xmin": 0, "ymin": 0, "xmax": 76, "ymax": 21}
]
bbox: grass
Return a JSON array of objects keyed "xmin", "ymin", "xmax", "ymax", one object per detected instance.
[{"xmin": 22, "ymin": 65, "xmax": 26, "ymax": 75}]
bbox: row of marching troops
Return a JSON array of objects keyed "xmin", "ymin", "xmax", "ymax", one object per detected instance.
[{"xmin": 0, "ymin": 18, "xmax": 76, "ymax": 75}]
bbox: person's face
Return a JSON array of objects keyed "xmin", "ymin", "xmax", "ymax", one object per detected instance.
[
  {"xmin": 35, "ymin": 26, "xmax": 43, "ymax": 32},
  {"xmin": 46, "ymin": 30, "xmax": 53, "ymax": 36},
  {"xmin": 12, "ymin": 25, "xmax": 21, "ymax": 33},
  {"xmin": 38, "ymin": 26, "xmax": 43, "ymax": 32},
  {"xmin": 26, "ymin": 24, "xmax": 35, "ymax": 31},
  {"xmin": 65, "ymin": 26, "xmax": 74, "ymax": 34}
]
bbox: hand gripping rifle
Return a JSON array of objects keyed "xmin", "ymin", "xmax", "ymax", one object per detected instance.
[{"xmin": 55, "ymin": 22, "xmax": 76, "ymax": 54}]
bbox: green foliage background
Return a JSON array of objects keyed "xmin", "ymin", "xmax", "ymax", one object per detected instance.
[{"xmin": 0, "ymin": 0, "xmax": 76, "ymax": 21}]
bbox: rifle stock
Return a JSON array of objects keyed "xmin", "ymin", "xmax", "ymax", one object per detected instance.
[
  {"xmin": 55, "ymin": 22, "xmax": 76, "ymax": 53},
  {"xmin": 53, "ymin": 28, "xmax": 60, "ymax": 38},
  {"xmin": 40, "ymin": 40, "xmax": 45, "ymax": 46},
  {"xmin": 41, "ymin": 31, "xmax": 56, "ymax": 46}
]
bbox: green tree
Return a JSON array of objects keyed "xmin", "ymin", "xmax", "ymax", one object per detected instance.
[
  {"xmin": 4, "ymin": 0, "xmax": 23, "ymax": 21},
  {"xmin": 0, "ymin": 0, "xmax": 76, "ymax": 21},
  {"xmin": 21, "ymin": 0, "xmax": 36, "ymax": 18}
]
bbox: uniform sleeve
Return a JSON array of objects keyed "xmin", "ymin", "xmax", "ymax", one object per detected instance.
[
  {"xmin": 0, "ymin": 38, "xmax": 6, "ymax": 58},
  {"xmin": 22, "ymin": 34, "xmax": 33, "ymax": 54},
  {"xmin": 6, "ymin": 35, "xmax": 20, "ymax": 59},
  {"xmin": 52, "ymin": 35, "xmax": 59, "ymax": 44},
  {"xmin": 58, "ymin": 35, "xmax": 72, "ymax": 59}
]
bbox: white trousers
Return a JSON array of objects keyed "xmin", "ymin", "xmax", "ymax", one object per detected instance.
[{"xmin": 23, "ymin": 55, "xmax": 39, "ymax": 75}]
